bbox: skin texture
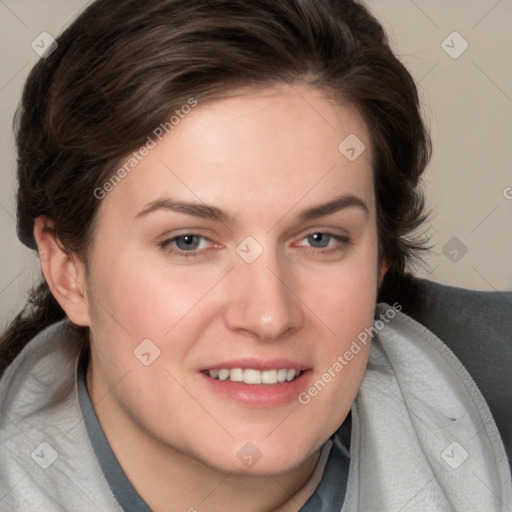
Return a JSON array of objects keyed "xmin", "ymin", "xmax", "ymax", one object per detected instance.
[{"xmin": 35, "ymin": 83, "xmax": 388, "ymax": 511}]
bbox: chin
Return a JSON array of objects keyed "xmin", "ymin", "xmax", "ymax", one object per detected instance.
[{"xmin": 198, "ymin": 433, "xmax": 323, "ymax": 477}]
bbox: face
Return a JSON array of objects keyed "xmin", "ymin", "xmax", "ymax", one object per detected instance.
[{"xmin": 84, "ymin": 83, "xmax": 385, "ymax": 476}]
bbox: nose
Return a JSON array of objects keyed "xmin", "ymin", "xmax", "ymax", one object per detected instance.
[{"xmin": 223, "ymin": 253, "xmax": 304, "ymax": 340}]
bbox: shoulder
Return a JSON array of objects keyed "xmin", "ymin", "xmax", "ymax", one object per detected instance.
[
  {"xmin": 380, "ymin": 273, "xmax": 512, "ymax": 355},
  {"xmin": 406, "ymin": 278, "xmax": 512, "ymax": 369},
  {"xmin": 392, "ymin": 275, "xmax": 512, "ymax": 462},
  {"xmin": 0, "ymin": 322, "xmax": 121, "ymax": 511}
]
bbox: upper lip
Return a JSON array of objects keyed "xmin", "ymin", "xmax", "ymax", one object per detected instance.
[{"xmin": 199, "ymin": 358, "xmax": 309, "ymax": 372}]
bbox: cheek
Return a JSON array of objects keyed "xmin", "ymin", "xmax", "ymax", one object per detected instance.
[
  {"xmin": 296, "ymin": 247, "xmax": 378, "ymax": 410},
  {"xmin": 84, "ymin": 251, "xmax": 231, "ymax": 388},
  {"xmin": 302, "ymin": 249, "xmax": 379, "ymax": 339},
  {"xmin": 84, "ymin": 253, "xmax": 168, "ymax": 376},
  {"xmin": 86, "ymin": 251, "xmax": 210, "ymax": 339}
]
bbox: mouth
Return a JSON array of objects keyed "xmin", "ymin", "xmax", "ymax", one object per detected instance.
[
  {"xmin": 199, "ymin": 360, "xmax": 310, "ymax": 407},
  {"xmin": 203, "ymin": 368, "xmax": 301, "ymax": 385}
]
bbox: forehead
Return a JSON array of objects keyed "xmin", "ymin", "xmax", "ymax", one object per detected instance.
[{"xmin": 98, "ymin": 83, "xmax": 374, "ymax": 224}]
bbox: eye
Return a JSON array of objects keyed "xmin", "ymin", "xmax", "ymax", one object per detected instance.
[
  {"xmin": 305, "ymin": 233, "xmax": 332, "ymax": 248},
  {"xmin": 173, "ymin": 234, "xmax": 205, "ymax": 251},
  {"xmin": 302, "ymin": 231, "xmax": 348, "ymax": 249},
  {"xmin": 293, "ymin": 231, "xmax": 351, "ymax": 257},
  {"xmin": 160, "ymin": 234, "xmax": 214, "ymax": 256}
]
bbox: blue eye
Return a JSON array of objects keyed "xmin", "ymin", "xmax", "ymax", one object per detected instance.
[
  {"xmin": 306, "ymin": 233, "xmax": 331, "ymax": 248},
  {"xmin": 293, "ymin": 231, "xmax": 351, "ymax": 258},
  {"xmin": 173, "ymin": 235, "xmax": 202, "ymax": 251},
  {"xmin": 302, "ymin": 232, "xmax": 347, "ymax": 249},
  {"xmin": 160, "ymin": 234, "xmax": 212, "ymax": 256}
]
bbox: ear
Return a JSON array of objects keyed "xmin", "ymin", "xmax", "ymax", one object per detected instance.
[
  {"xmin": 378, "ymin": 259, "xmax": 392, "ymax": 288},
  {"xmin": 34, "ymin": 216, "xmax": 91, "ymax": 326}
]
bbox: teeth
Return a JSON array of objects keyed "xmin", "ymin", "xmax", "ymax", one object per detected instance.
[
  {"xmin": 230, "ymin": 368, "xmax": 244, "ymax": 382},
  {"xmin": 244, "ymin": 369, "xmax": 261, "ymax": 385},
  {"xmin": 261, "ymin": 369, "xmax": 277, "ymax": 384},
  {"xmin": 207, "ymin": 368, "xmax": 301, "ymax": 385}
]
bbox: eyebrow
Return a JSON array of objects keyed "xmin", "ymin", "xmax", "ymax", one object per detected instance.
[
  {"xmin": 297, "ymin": 194, "xmax": 369, "ymax": 222},
  {"xmin": 134, "ymin": 194, "xmax": 368, "ymax": 224},
  {"xmin": 135, "ymin": 199, "xmax": 230, "ymax": 223}
]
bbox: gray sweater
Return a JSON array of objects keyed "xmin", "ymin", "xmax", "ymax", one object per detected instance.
[{"xmin": 408, "ymin": 279, "xmax": 512, "ymax": 463}]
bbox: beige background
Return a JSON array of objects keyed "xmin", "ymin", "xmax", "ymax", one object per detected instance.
[{"xmin": 1, "ymin": 0, "xmax": 511, "ymax": 327}]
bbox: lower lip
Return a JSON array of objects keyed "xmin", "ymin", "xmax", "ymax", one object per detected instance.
[{"xmin": 200, "ymin": 371, "xmax": 311, "ymax": 407}]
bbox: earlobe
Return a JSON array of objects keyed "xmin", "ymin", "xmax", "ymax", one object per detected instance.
[{"xmin": 34, "ymin": 216, "xmax": 91, "ymax": 326}]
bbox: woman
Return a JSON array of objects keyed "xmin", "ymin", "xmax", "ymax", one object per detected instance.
[{"xmin": 1, "ymin": 0, "xmax": 510, "ymax": 510}]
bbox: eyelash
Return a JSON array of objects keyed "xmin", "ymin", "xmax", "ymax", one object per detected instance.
[
  {"xmin": 159, "ymin": 232, "xmax": 351, "ymax": 258},
  {"xmin": 294, "ymin": 233, "xmax": 351, "ymax": 255},
  {"xmin": 159, "ymin": 234, "xmax": 214, "ymax": 258}
]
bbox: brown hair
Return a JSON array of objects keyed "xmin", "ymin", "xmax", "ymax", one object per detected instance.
[{"xmin": 1, "ymin": 0, "xmax": 430, "ymax": 375}]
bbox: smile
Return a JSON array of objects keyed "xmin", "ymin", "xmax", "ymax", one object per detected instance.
[{"xmin": 205, "ymin": 368, "xmax": 301, "ymax": 385}]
